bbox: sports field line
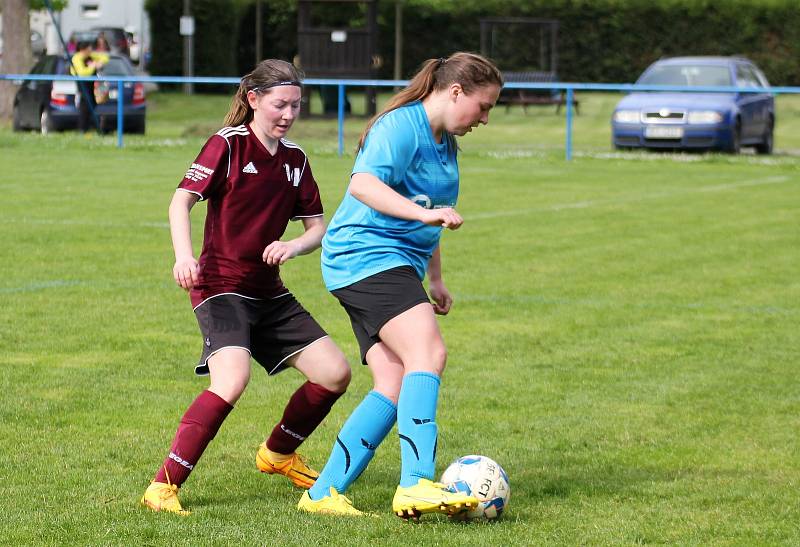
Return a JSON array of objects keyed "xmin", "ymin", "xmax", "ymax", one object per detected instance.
[
  {"xmin": 1, "ymin": 279, "xmax": 795, "ymax": 316},
  {"xmin": 468, "ymin": 175, "xmax": 792, "ymax": 220},
  {"xmin": 1, "ymin": 176, "xmax": 790, "ymax": 228}
]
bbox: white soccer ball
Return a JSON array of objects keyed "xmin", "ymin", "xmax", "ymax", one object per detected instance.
[{"xmin": 440, "ymin": 454, "xmax": 511, "ymax": 520}]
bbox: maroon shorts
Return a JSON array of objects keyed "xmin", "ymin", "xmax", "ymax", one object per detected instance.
[{"xmin": 193, "ymin": 292, "xmax": 328, "ymax": 376}]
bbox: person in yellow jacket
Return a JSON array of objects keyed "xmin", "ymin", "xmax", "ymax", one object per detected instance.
[{"xmin": 70, "ymin": 41, "xmax": 109, "ymax": 132}]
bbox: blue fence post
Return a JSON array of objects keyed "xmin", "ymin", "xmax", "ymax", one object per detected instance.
[
  {"xmin": 337, "ymin": 83, "xmax": 345, "ymax": 157},
  {"xmin": 565, "ymin": 87, "xmax": 574, "ymax": 161},
  {"xmin": 117, "ymin": 80, "xmax": 124, "ymax": 148}
]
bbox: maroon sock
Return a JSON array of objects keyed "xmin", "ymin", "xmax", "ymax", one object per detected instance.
[
  {"xmin": 154, "ymin": 390, "xmax": 233, "ymax": 487},
  {"xmin": 266, "ymin": 381, "xmax": 343, "ymax": 454}
]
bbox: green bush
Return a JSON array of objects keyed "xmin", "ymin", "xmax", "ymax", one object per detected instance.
[
  {"xmin": 145, "ymin": 0, "xmax": 240, "ymax": 91},
  {"xmin": 147, "ymin": 0, "xmax": 800, "ymax": 86},
  {"xmin": 385, "ymin": 0, "xmax": 800, "ymax": 85},
  {"xmin": 235, "ymin": 0, "xmax": 298, "ymax": 75}
]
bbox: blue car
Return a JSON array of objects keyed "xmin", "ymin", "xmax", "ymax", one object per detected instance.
[
  {"xmin": 611, "ymin": 56, "xmax": 774, "ymax": 154},
  {"xmin": 12, "ymin": 54, "xmax": 146, "ymax": 134}
]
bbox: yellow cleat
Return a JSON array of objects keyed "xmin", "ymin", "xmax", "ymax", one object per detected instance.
[
  {"xmin": 256, "ymin": 442, "xmax": 318, "ymax": 489},
  {"xmin": 140, "ymin": 481, "xmax": 191, "ymax": 516},
  {"xmin": 297, "ymin": 487, "xmax": 364, "ymax": 516},
  {"xmin": 392, "ymin": 478, "xmax": 478, "ymax": 520}
]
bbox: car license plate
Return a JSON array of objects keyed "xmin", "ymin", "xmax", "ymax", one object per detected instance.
[{"xmin": 645, "ymin": 126, "xmax": 683, "ymax": 139}]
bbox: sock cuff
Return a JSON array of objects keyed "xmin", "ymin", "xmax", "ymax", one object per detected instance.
[
  {"xmin": 195, "ymin": 389, "xmax": 233, "ymax": 417},
  {"xmin": 302, "ymin": 381, "xmax": 345, "ymax": 405},
  {"xmin": 402, "ymin": 371, "xmax": 441, "ymax": 389},
  {"xmin": 201, "ymin": 389, "xmax": 235, "ymax": 412},
  {"xmin": 367, "ymin": 390, "xmax": 398, "ymax": 419},
  {"xmin": 187, "ymin": 390, "xmax": 234, "ymax": 433}
]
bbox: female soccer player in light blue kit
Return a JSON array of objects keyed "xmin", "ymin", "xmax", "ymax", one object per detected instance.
[{"xmin": 298, "ymin": 52, "xmax": 503, "ymax": 519}]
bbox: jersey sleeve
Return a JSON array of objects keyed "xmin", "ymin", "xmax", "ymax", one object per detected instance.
[
  {"xmin": 177, "ymin": 134, "xmax": 229, "ymax": 200},
  {"xmin": 291, "ymin": 155, "xmax": 323, "ymax": 219},
  {"xmin": 352, "ymin": 110, "xmax": 416, "ymax": 188}
]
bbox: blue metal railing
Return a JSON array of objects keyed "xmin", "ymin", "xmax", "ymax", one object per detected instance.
[{"xmin": 3, "ymin": 73, "xmax": 800, "ymax": 159}]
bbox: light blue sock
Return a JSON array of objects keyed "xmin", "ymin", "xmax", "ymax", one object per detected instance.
[
  {"xmin": 397, "ymin": 371, "xmax": 441, "ymax": 487},
  {"xmin": 308, "ymin": 390, "xmax": 397, "ymax": 500}
]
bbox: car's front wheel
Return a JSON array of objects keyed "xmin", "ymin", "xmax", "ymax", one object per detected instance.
[
  {"xmin": 726, "ymin": 119, "xmax": 741, "ymax": 154},
  {"xmin": 40, "ymin": 108, "xmax": 55, "ymax": 135},
  {"xmin": 755, "ymin": 117, "xmax": 774, "ymax": 155},
  {"xmin": 129, "ymin": 119, "xmax": 146, "ymax": 134},
  {"xmin": 12, "ymin": 103, "xmax": 24, "ymax": 131}
]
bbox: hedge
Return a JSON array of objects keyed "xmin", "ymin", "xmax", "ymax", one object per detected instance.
[{"xmin": 146, "ymin": 0, "xmax": 800, "ymax": 86}]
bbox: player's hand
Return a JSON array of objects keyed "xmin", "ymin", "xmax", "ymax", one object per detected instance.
[
  {"xmin": 173, "ymin": 256, "xmax": 199, "ymax": 291},
  {"xmin": 429, "ymin": 279, "xmax": 453, "ymax": 315},
  {"xmin": 263, "ymin": 240, "xmax": 301, "ymax": 265},
  {"xmin": 419, "ymin": 207, "xmax": 463, "ymax": 230}
]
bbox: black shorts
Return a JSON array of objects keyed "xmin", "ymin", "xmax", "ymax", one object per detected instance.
[
  {"xmin": 193, "ymin": 293, "xmax": 328, "ymax": 376},
  {"xmin": 331, "ymin": 266, "xmax": 430, "ymax": 365}
]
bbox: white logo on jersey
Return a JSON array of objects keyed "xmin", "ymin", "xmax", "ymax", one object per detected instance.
[
  {"xmin": 185, "ymin": 162, "xmax": 214, "ymax": 183},
  {"xmin": 243, "ymin": 161, "xmax": 258, "ymax": 174},
  {"xmin": 411, "ymin": 194, "xmax": 432, "ymax": 209},
  {"xmin": 283, "ymin": 163, "xmax": 301, "ymax": 187}
]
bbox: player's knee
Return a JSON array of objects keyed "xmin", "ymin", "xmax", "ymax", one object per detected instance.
[
  {"xmin": 209, "ymin": 369, "xmax": 250, "ymax": 404},
  {"xmin": 371, "ymin": 365, "xmax": 403, "ymax": 404},
  {"xmin": 309, "ymin": 351, "xmax": 351, "ymax": 394},
  {"xmin": 326, "ymin": 358, "xmax": 351, "ymax": 393}
]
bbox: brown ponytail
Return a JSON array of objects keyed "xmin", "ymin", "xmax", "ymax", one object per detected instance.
[
  {"xmin": 223, "ymin": 59, "xmax": 304, "ymax": 127},
  {"xmin": 357, "ymin": 52, "xmax": 503, "ymax": 151}
]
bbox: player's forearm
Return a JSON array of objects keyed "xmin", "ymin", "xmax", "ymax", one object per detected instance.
[
  {"xmin": 349, "ymin": 172, "xmax": 426, "ymax": 222},
  {"xmin": 289, "ymin": 219, "xmax": 325, "ymax": 255},
  {"xmin": 168, "ymin": 191, "xmax": 197, "ymax": 260},
  {"xmin": 427, "ymin": 246, "xmax": 443, "ymax": 281}
]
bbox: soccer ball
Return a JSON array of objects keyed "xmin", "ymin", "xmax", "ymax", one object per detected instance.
[{"xmin": 440, "ymin": 455, "xmax": 510, "ymax": 520}]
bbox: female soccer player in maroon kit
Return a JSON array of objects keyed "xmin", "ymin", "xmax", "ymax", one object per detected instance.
[{"xmin": 141, "ymin": 59, "xmax": 351, "ymax": 515}]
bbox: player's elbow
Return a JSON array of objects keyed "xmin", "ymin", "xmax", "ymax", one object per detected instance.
[{"xmin": 347, "ymin": 173, "xmax": 373, "ymax": 202}]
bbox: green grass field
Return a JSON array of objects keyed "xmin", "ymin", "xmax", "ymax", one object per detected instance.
[{"xmin": 1, "ymin": 91, "xmax": 798, "ymax": 545}]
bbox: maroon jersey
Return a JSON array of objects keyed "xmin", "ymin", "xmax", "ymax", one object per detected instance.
[{"xmin": 177, "ymin": 125, "xmax": 323, "ymax": 308}]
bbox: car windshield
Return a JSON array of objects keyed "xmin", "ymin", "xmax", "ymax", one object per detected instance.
[
  {"xmin": 72, "ymin": 31, "xmax": 99, "ymax": 42},
  {"xmin": 98, "ymin": 58, "xmax": 133, "ymax": 76},
  {"xmin": 638, "ymin": 64, "xmax": 732, "ymax": 87}
]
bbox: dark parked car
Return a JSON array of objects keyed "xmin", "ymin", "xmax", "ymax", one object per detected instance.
[
  {"xmin": 12, "ymin": 54, "xmax": 146, "ymax": 134},
  {"xmin": 0, "ymin": 29, "xmax": 46, "ymax": 58},
  {"xmin": 611, "ymin": 56, "xmax": 774, "ymax": 154}
]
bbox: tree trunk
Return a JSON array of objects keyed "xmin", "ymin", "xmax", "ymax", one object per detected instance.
[{"xmin": 0, "ymin": 0, "xmax": 33, "ymax": 122}]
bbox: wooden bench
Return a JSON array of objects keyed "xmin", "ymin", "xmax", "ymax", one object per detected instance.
[{"xmin": 498, "ymin": 71, "xmax": 579, "ymax": 114}]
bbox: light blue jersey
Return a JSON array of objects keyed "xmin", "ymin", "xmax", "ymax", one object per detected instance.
[{"xmin": 321, "ymin": 101, "xmax": 459, "ymax": 290}]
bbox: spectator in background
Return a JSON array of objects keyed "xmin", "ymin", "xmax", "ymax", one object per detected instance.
[
  {"xmin": 66, "ymin": 36, "xmax": 77, "ymax": 55},
  {"xmin": 94, "ymin": 32, "xmax": 110, "ymax": 52},
  {"xmin": 70, "ymin": 41, "xmax": 108, "ymax": 133}
]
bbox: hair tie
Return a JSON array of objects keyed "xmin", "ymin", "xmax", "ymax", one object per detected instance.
[{"xmin": 437, "ymin": 57, "xmax": 447, "ymax": 67}]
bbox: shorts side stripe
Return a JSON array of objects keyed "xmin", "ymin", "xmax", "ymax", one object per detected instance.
[
  {"xmin": 193, "ymin": 291, "xmax": 290, "ymax": 311},
  {"xmin": 194, "ymin": 346, "xmax": 252, "ymax": 376},
  {"xmin": 267, "ymin": 335, "xmax": 329, "ymax": 375}
]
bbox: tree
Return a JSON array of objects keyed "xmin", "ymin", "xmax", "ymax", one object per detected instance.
[{"xmin": 0, "ymin": 0, "xmax": 32, "ymax": 122}]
